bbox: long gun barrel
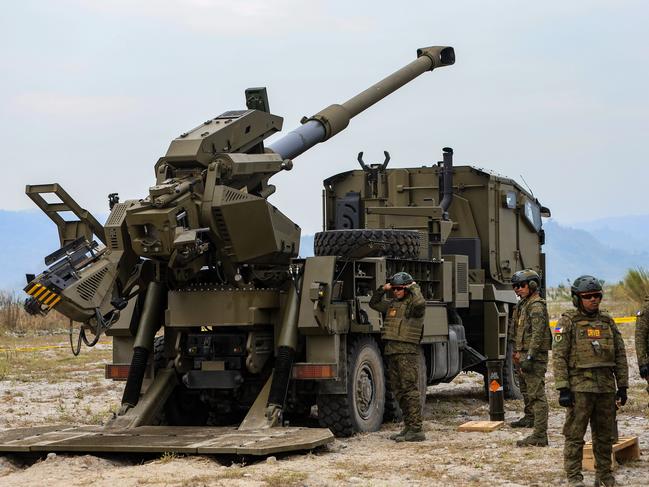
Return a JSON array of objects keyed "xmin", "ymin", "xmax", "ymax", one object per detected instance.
[{"xmin": 268, "ymin": 46, "xmax": 455, "ymax": 160}]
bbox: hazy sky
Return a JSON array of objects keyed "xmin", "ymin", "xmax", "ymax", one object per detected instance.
[{"xmin": 2, "ymin": 0, "xmax": 647, "ymax": 235}]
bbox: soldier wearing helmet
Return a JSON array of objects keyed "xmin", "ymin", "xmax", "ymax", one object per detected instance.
[
  {"xmin": 369, "ymin": 271, "xmax": 426, "ymax": 442},
  {"xmin": 507, "ymin": 269, "xmax": 551, "ymax": 447},
  {"xmin": 553, "ymin": 275, "xmax": 628, "ymax": 487}
]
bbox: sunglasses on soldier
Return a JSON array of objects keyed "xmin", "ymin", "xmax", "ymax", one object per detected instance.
[
  {"xmin": 512, "ymin": 282, "xmax": 528, "ymax": 290},
  {"xmin": 580, "ymin": 292, "xmax": 602, "ymax": 301},
  {"xmin": 392, "ymin": 286, "xmax": 406, "ymax": 291}
]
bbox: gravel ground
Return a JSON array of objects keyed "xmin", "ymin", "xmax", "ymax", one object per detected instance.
[{"xmin": 0, "ymin": 326, "xmax": 648, "ymax": 486}]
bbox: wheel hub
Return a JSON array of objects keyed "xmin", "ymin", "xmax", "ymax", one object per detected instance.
[{"xmin": 355, "ymin": 362, "xmax": 375, "ymax": 419}]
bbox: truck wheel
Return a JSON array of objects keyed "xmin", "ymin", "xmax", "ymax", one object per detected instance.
[
  {"xmin": 383, "ymin": 347, "xmax": 427, "ymax": 422},
  {"xmin": 313, "ymin": 229, "xmax": 421, "ymax": 259},
  {"xmin": 317, "ymin": 336, "xmax": 386, "ymax": 437}
]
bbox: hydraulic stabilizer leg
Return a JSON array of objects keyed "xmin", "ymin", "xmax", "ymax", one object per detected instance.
[
  {"xmin": 237, "ymin": 283, "xmax": 299, "ymax": 430},
  {"xmin": 265, "ymin": 283, "xmax": 299, "ymax": 425},
  {"xmin": 120, "ymin": 281, "xmax": 166, "ymax": 412}
]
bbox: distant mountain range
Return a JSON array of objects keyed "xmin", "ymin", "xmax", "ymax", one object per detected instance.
[
  {"xmin": 1, "ymin": 210, "xmax": 647, "ymax": 290},
  {"xmin": 542, "ymin": 219, "xmax": 649, "ymax": 286}
]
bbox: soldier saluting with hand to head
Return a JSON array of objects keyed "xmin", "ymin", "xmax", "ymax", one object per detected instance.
[
  {"xmin": 369, "ymin": 272, "xmax": 426, "ymax": 442},
  {"xmin": 553, "ymin": 276, "xmax": 628, "ymax": 487}
]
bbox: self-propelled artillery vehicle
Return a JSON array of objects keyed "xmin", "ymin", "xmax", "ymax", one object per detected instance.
[
  {"xmin": 0, "ymin": 46, "xmax": 467, "ymax": 455},
  {"xmin": 0, "ymin": 44, "xmax": 551, "ymax": 455}
]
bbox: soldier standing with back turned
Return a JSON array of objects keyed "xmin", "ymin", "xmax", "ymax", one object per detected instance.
[
  {"xmin": 508, "ymin": 269, "xmax": 552, "ymax": 447},
  {"xmin": 635, "ymin": 296, "xmax": 649, "ymax": 402},
  {"xmin": 553, "ymin": 275, "xmax": 628, "ymax": 487},
  {"xmin": 370, "ymin": 271, "xmax": 426, "ymax": 442}
]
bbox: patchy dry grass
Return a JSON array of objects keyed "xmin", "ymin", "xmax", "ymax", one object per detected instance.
[
  {"xmin": 262, "ymin": 470, "xmax": 308, "ymax": 487},
  {"xmin": 217, "ymin": 467, "xmax": 247, "ymax": 480},
  {"xmin": 0, "ymin": 334, "xmax": 111, "ymax": 383},
  {"xmin": 0, "ymin": 292, "xmax": 69, "ymax": 336}
]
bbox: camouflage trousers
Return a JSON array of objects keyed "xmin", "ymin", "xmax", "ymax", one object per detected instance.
[
  {"xmin": 517, "ymin": 358, "xmax": 548, "ymax": 437},
  {"xmin": 562, "ymin": 392, "xmax": 616, "ymax": 483},
  {"xmin": 385, "ymin": 353, "xmax": 422, "ymax": 431}
]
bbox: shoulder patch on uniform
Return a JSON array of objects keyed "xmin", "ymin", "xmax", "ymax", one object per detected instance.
[
  {"xmin": 554, "ymin": 334, "xmax": 563, "ymax": 343},
  {"xmin": 561, "ymin": 309, "xmax": 578, "ymax": 319},
  {"xmin": 554, "ymin": 325, "xmax": 564, "ymax": 333}
]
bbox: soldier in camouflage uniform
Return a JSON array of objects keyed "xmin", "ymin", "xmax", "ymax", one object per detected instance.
[
  {"xmin": 635, "ymin": 296, "xmax": 649, "ymax": 398},
  {"xmin": 370, "ymin": 271, "xmax": 426, "ymax": 442},
  {"xmin": 507, "ymin": 269, "xmax": 552, "ymax": 447},
  {"xmin": 553, "ymin": 275, "xmax": 628, "ymax": 487}
]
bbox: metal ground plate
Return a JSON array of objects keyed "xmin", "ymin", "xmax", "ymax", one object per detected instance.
[{"xmin": 0, "ymin": 425, "xmax": 334, "ymax": 456}]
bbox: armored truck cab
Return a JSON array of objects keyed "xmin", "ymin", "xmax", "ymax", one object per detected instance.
[{"xmin": 312, "ymin": 149, "xmax": 550, "ymax": 404}]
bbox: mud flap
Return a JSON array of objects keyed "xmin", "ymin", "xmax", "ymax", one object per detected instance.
[{"xmin": 0, "ymin": 424, "xmax": 334, "ymax": 456}]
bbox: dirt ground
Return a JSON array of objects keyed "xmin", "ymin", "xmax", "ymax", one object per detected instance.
[{"xmin": 1, "ymin": 324, "xmax": 648, "ymax": 487}]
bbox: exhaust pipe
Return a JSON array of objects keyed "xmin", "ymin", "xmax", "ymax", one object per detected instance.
[{"xmin": 439, "ymin": 147, "xmax": 454, "ymax": 219}]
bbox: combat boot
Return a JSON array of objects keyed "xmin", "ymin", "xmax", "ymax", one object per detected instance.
[
  {"xmin": 395, "ymin": 428, "xmax": 425, "ymax": 442},
  {"xmin": 566, "ymin": 477, "xmax": 585, "ymax": 487},
  {"xmin": 389, "ymin": 427, "xmax": 409, "ymax": 441},
  {"xmin": 510, "ymin": 416, "xmax": 534, "ymax": 428},
  {"xmin": 516, "ymin": 434, "xmax": 548, "ymax": 447},
  {"xmin": 594, "ymin": 476, "xmax": 615, "ymax": 487}
]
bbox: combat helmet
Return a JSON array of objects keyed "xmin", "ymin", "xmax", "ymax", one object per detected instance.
[
  {"xmin": 570, "ymin": 275, "xmax": 602, "ymax": 307},
  {"xmin": 511, "ymin": 269, "xmax": 541, "ymax": 292},
  {"xmin": 390, "ymin": 272, "xmax": 414, "ymax": 287}
]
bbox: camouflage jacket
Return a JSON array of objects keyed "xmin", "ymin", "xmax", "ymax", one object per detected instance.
[
  {"xmin": 552, "ymin": 308, "xmax": 628, "ymax": 392},
  {"xmin": 508, "ymin": 293, "xmax": 551, "ymax": 357},
  {"xmin": 369, "ymin": 283, "xmax": 426, "ymax": 355},
  {"xmin": 635, "ymin": 297, "xmax": 649, "ymax": 367}
]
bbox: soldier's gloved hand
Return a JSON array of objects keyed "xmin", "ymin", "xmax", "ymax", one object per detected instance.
[
  {"xmin": 616, "ymin": 387, "xmax": 628, "ymax": 406},
  {"xmin": 520, "ymin": 356, "xmax": 534, "ymax": 374},
  {"xmin": 640, "ymin": 364, "xmax": 649, "ymax": 379},
  {"xmin": 558, "ymin": 388, "xmax": 574, "ymax": 407}
]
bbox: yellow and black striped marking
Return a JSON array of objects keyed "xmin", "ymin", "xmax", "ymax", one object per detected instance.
[{"xmin": 25, "ymin": 283, "xmax": 61, "ymax": 309}]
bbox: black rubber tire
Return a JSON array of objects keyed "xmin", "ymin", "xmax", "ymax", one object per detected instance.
[
  {"xmin": 313, "ymin": 229, "xmax": 421, "ymax": 259},
  {"xmin": 382, "ymin": 347, "xmax": 427, "ymax": 422},
  {"xmin": 317, "ymin": 336, "xmax": 386, "ymax": 437},
  {"xmin": 503, "ymin": 341, "xmax": 522, "ymax": 400},
  {"xmin": 418, "ymin": 348, "xmax": 428, "ymax": 412},
  {"xmin": 153, "ymin": 335, "xmax": 167, "ymax": 371},
  {"xmin": 383, "ymin": 389, "xmax": 402, "ymax": 423}
]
